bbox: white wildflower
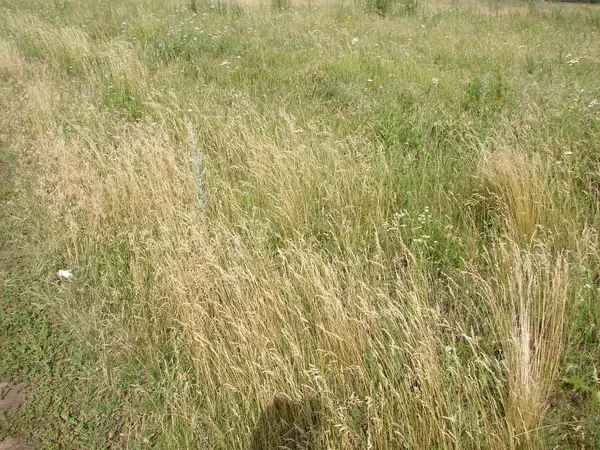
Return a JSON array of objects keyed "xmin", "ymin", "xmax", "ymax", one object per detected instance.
[
  {"xmin": 220, "ymin": 60, "xmax": 229, "ymax": 66},
  {"xmin": 352, "ymin": 37, "xmax": 359, "ymax": 45},
  {"xmin": 567, "ymin": 58, "xmax": 579, "ymax": 65},
  {"xmin": 564, "ymin": 151, "xmax": 574, "ymax": 156},
  {"xmin": 432, "ymin": 78, "xmax": 439, "ymax": 85},
  {"xmin": 589, "ymin": 99, "xmax": 599, "ymax": 108},
  {"xmin": 57, "ymin": 269, "xmax": 72, "ymax": 279}
]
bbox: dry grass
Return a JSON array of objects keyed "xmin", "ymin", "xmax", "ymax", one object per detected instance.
[
  {"xmin": 1, "ymin": 0, "xmax": 599, "ymax": 447},
  {"xmin": 478, "ymin": 148, "xmax": 553, "ymax": 237},
  {"xmin": 471, "ymin": 241, "xmax": 573, "ymax": 446}
]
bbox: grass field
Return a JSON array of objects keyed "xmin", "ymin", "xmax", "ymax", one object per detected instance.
[{"xmin": 1, "ymin": 0, "xmax": 599, "ymax": 448}]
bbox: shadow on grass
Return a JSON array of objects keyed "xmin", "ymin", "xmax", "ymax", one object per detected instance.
[{"xmin": 250, "ymin": 396, "xmax": 323, "ymax": 450}]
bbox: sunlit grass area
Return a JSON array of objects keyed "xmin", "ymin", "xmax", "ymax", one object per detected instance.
[{"xmin": 1, "ymin": 0, "xmax": 599, "ymax": 448}]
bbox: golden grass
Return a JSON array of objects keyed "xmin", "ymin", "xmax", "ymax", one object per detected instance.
[
  {"xmin": 471, "ymin": 241, "xmax": 573, "ymax": 447},
  {"xmin": 1, "ymin": 0, "xmax": 599, "ymax": 447},
  {"xmin": 478, "ymin": 148, "xmax": 553, "ymax": 237}
]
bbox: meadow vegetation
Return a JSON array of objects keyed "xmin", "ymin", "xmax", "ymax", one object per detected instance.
[{"xmin": 0, "ymin": 0, "xmax": 599, "ymax": 448}]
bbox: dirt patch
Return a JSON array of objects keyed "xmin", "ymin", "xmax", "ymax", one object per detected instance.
[
  {"xmin": 0, "ymin": 385, "xmax": 36, "ymax": 449},
  {"xmin": 0, "ymin": 437, "xmax": 36, "ymax": 450},
  {"xmin": 0, "ymin": 383, "xmax": 24, "ymax": 413}
]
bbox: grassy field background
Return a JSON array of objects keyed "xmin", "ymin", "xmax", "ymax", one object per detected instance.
[{"xmin": 1, "ymin": 0, "xmax": 599, "ymax": 448}]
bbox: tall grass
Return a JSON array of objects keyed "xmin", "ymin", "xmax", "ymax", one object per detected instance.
[{"xmin": 1, "ymin": 0, "xmax": 599, "ymax": 447}]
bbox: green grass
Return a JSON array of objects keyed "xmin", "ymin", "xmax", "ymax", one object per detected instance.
[
  {"xmin": 0, "ymin": 0, "xmax": 599, "ymax": 448},
  {"xmin": 0, "ymin": 146, "xmax": 143, "ymax": 448}
]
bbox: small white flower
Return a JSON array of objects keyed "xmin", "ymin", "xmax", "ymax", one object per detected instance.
[
  {"xmin": 57, "ymin": 269, "xmax": 73, "ymax": 279},
  {"xmin": 220, "ymin": 60, "xmax": 229, "ymax": 66},
  {"xmin": 432, "ymin": 78, "xmax": 439, "ymax": 85},
  {"xmin": 352, "ymin": 37, "xmax": 359, "ymax": 45},
  {"xmin": 187, "ymin": 109, "xmax": 193, "ymax": 112},
  {"xmin": 589, "ymin": 99, "xmax": 599, "ymax": 108},
  {"xmin": 567, "ymin": 58, "xmax": 579, "ymax": 65},
  {"xmin": 564, "ymin": 151, "xmax": 574, "ymax": 156},
  {"xmin": 368, "ymin": 79, "xmax": 374, "ymax": 82}
]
